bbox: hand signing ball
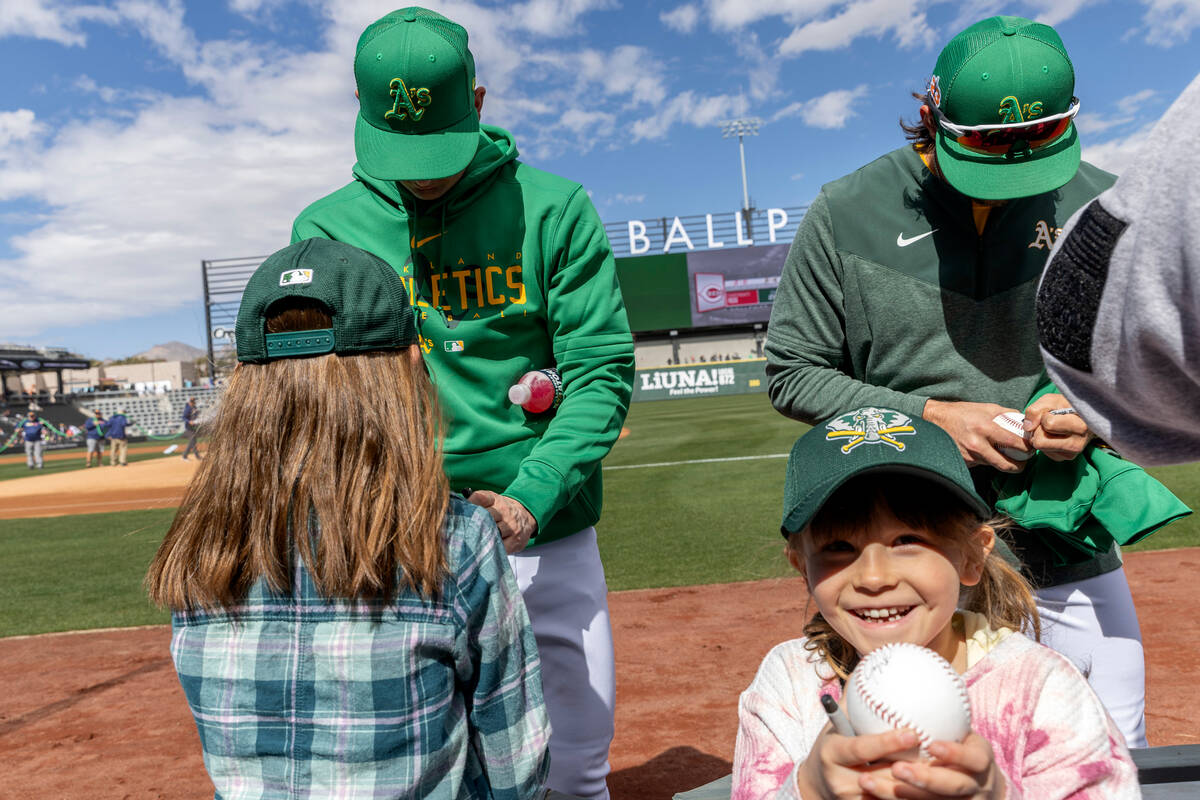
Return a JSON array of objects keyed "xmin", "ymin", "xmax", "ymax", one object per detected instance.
[{"xmin": 992, "ymin": 411, "xmax": 1033, "ymax": 461}]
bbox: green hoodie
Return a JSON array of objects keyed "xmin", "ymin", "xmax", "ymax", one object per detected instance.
[{"xmin": 292, "ymin": 125, "xmax": 635, "ymax": 547}]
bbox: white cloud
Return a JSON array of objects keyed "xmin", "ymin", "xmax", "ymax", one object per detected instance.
[
  {"xmin": 630, "ymin": 90, "xmax": 748, "ymax": 141},
  {"xmin": 1074, "ymin": 89, "xmax": 1159, "ymax": 135},
  {"xmin": 1021, "ymin": 0, "xmax": 1101, "ymax": 26},
  {"xmin": 0, "ymin": 0, "xmax": 116, "ymax": 46},
  {"xmin": 705, "ymin": 0, "xmax": 841, "ymax": 32},
  {"xmin": 1138, "ymin": 0, "xmax": 1200, "ymax": 45},
  {"xmin": 560, "ymin": 109, "xmax": 616, "ymax": 132},
  {"xmin": 1081, "ymin": 123, "xmax": 1157, "ymax": 174},
  {"xmin": 612, "ymin": 192, "xmax": 645, "ymax": 204},
  {"xmin": 661, "ymin": 4, "xmax": 701, "ymax": 33},
  {"xmin": 507, "ymin": 0, "xmax": 619, "ymax": 36},
  {"xmin": 772, "ymin": 84, "xmax": 868, "ymax": 128},
  {"xmin": 0, "ymin": 110, "xmax": 42, "ymax": 147},
  {"xmin": 779, "ymin": 0, "xmax": 935, "ymax": 56}
]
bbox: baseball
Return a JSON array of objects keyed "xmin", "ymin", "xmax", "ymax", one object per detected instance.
[
  {"xmin": 844, "ymin": 643, "xmax": 972, "ymax": 760},
  {"xmin": 992, "ymin": 411, "xmax": 1033, "ymax": 461}
]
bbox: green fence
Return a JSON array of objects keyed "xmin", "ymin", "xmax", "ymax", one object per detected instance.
[{"xmin": 632, "ymin": 358, "xmax": 768, "ymax": 402}]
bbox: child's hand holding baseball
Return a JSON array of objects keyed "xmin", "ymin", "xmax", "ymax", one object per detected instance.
[
  {"xmin": 861, "ymin": 732, "xmax": 1007, "ymax": 800},
  {"xmin": 796, "ymin": 725, "xmax": 920, "ymax": 799}
]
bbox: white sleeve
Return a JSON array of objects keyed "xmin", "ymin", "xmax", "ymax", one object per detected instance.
[{"xmin": 732, "ymin": 640, "xmax": 829, "ymax": 800}]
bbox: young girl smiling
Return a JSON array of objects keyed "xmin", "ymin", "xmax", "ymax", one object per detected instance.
[{"xmin": 733, "ymin": 407, "xmax": 1138, "ymax": 800}]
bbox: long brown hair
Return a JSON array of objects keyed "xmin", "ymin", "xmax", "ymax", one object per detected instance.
[
  {"xmin": 788, "ymin": 474, "xmax": 1040, "ymax": 681},
  {"xmin": 146, "ymin": 301, "xmax": 448, "ymax": 610}
]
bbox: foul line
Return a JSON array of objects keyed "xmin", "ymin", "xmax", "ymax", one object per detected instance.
[{"xmin": 604, "ymin": 453, "xmax": 789, "ymax": 471}]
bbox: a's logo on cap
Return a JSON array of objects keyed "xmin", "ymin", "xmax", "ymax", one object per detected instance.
[
  {"xmin": 998, "ymin": 95, "xmax": 1043, "ymax": 123},
  {"xmin": 280, "ymin": 269, "xmax": 313, "ymax": 286},
  {"xmin": 825, "ymin": 407, "xmax": 916, "ymax": 454},
  {"xmin": 929, "ymin": 75, "xmax": 942, "ymax": 107},
  {"xmin": 386, "ymin": 77, "xmax": 432, "ymax": 122}
]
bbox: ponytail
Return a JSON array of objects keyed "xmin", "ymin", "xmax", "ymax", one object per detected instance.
[{"xmin": 961, "ymin": 529, "xmax": 1041, "ymax": 641}]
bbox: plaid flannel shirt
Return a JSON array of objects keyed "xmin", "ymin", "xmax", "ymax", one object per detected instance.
[{"xmin": 171, "ymin": 497, "xmax": 550, "ymax": 799}]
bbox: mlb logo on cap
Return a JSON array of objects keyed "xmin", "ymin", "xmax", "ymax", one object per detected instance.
[{"xmin": 280, "ymin": 269, "xmax": 313, "ymax": 286}]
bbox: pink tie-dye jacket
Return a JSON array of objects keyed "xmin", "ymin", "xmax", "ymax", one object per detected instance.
[{"xmin": 732, "ymin": 632, "xmax": 1139, "ymax": 799}]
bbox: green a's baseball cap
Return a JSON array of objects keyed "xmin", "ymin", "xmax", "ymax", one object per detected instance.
[
  {"xmin": 353, "ymin": 7, "xmax": 480, "ymax": 181},
  {"xmin": 235, "ymin": 238, "xmax": 418, "ymax": 363},
  {"xmin": 780, "ymin": 407, "xmax": 989, "ymax": 537},
  {"xmin": 930, "ymin": 15, "xmax": 1080, "ymax": 200}
]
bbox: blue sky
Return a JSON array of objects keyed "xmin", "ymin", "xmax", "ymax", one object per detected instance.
[{"xmin": 1, "ymin": 0, "xmax": 1197, "ymax": 359}]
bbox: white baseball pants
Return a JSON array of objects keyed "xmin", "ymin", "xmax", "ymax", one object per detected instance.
[
  {"xmin": 509, "ymin": 527, "xmax": 615, "ymax": 800},
  {"xmin": 1036, "ymin": 565, "xmax": 1147, "ymax": 749}
]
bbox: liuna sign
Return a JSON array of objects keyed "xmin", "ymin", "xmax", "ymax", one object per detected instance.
[
  {"xmin": 623, "ymin": 208, "xmax": 792, "ymax": 255},
  {"xmin": 632, "ymin": 359, "xmax": 769, "ymax": 401}
]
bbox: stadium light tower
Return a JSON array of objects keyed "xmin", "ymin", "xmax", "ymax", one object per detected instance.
[{"xmin": 720, "ymin": 117, "xmax": 761, "ymax": 239}]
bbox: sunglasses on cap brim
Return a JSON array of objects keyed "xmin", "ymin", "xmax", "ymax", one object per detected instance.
[{"xmin": 936, "ymin": 98, "xmax": 1079, "ymax": 155}]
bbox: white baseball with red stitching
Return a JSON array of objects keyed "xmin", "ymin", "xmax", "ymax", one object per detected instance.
[
  {"xmin": 844, "ymin": 642, "xmax": 972, "ymax": 760},
  {"xmin": 992, "ymin": 411, "xmax": 1033, "ymax": 461}
]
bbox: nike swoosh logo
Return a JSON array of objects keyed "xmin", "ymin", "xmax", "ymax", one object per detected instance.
[
  {"xmin": 411, "ymin": 232, "xmax": 443, "ymax": 249},
  {"xmin": 896, "ymin": 229, "xmax": 937, "ymax": 247}
]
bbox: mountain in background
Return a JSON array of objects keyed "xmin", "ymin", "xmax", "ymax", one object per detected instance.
[{"xmin": 130, "ymin": 341, "xmax": 205, "ymax": 362}]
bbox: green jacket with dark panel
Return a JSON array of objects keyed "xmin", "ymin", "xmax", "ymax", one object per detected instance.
[
  {"xmin": 292, "ymin": 124, "xmax": 635, "ymax": 548},
  {"xmin": 766, "ymin": 144, "xmax": 1117, "ymax": 585}
]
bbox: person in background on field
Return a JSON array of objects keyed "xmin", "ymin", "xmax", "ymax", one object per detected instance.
[
  {"xmin": 765, "ymin": 15, "xmax": 1149, "ymax": 748},
  {"xmin": 180, "ymin": 397, "xmax": 202, "ymax": 461},
  {"xmin": 84, "ymin": 410, "xmax": 106, "ymax": 467},
  {"xmin": 20, "ymin": 410, "xmax": 45, "ymax": 470},
  {"xmin": 146, "ymin": 239, "xmax": 549, "ymax": 800},
  {"xmin": 290, "ymin": 9, "xmax": 634, "ymax": 797},
  {"xmin": 107, "ymin": 408, "xmax": 129, "ymax": 466},
  {"xmin": 732, "ymin": 410, "xmax": 1138, "ymax": 799}
]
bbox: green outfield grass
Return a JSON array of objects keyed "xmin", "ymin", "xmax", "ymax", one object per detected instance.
[{"xmin": 2, "ymin": 392, "xmax": 1198, "ymax": 638}]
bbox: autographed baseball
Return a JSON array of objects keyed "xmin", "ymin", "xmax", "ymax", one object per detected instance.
[
  {"xmin": 844, "ymin": 643, "xmax": 972, "ymax": 760},
  {"xmin": 992, "ymin": 411, "xmax": 1033, "ymax": 461}
]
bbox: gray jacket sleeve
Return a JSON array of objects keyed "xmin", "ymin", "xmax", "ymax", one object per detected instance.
[
  {"xmin": 766, "ymin": 191, "xmax": 929, "ymax": 424},
  {"xmin": 1037, "ymin": 72, "xmax": 1200, "ymax": 465}
]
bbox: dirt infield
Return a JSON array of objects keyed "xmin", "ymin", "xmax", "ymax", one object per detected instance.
[
  {"xmin": 0, "ymin": 455, "xmax": 198, "ymax": 519},
  {"xmin": 0, "ymin": 548, "xmax": 1196, "ymax": 799}
]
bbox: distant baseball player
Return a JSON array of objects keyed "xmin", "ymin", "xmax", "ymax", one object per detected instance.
[
  {"xmin": 146, "ymin": 238, "xmax": 549, "ymax": 799},
  {"xmin": 766, "ymin": 15, "xmax": 1149, "ymax": 747},
  {"xmin": 291, "ymin": 8, "xmax": 634, "ymax": 798},
  {"xmin": 731, "ymin": 410, "xmax": 1138, "ymax": 799},
  {"xmin": 20, "ymin": 410, "xmax": 45, "ymax": 470},
  {"xmin": 83, "ymin": 410, "xmax": 105, "ymax": 467},
  {"xmin": 180, "ymin": 397, "xmax": 202, "ymax": 461},
  {"xmin": 106, "ymin": 408, "xmax": 129, "ymax": 467}
]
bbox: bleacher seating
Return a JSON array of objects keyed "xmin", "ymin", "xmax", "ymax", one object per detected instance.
[{"xmin": 77, "ymin": 386, "xmax": 224, "ymax": 438}]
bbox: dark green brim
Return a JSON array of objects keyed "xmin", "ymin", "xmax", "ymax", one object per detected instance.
[
  {"xmin": 354, "ymin": 109, "xmax": 480, "ymax": 181},
  {"xmin": 780, "ymin": 464, "xmax": 991, "ymax": 538},
  {"xmin": 936, "ymin": 124, "xmax": 1080, "ymax": 201}
]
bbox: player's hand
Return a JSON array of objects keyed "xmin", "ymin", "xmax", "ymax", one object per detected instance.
[
  {"xmin": 796, "ymin": 725, "xmax": 918, "ymax": 799},
  {"xmin": 1022, "ymin": 393, "xmax": 1093, "ymax": 462},
  {"xmin": 465, "ymin": 490, "xmax": 537, "ymax": 554},
  {"xmin": 859, "ymin": 733, "xmax": 1006, "ymax": 800},
  {"xmin": 922, "ymin": 399, "xmax": 1030, "ymax": 473}
]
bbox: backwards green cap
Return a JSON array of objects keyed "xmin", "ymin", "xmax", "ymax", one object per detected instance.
[
  {"xmin": 930, "ymin": 15, "xmax": 1080, "ymax": 200},
  {"xmin": 780, "ymin": 407, "xmax": 989, "ymax": 538},
  {"xmin": 235, "ymin": 238, "xmax": 418, "ymax": 363},
  {"xmin": 353, "ymin": 7, "xmax": 480, "ymax": 181}
]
